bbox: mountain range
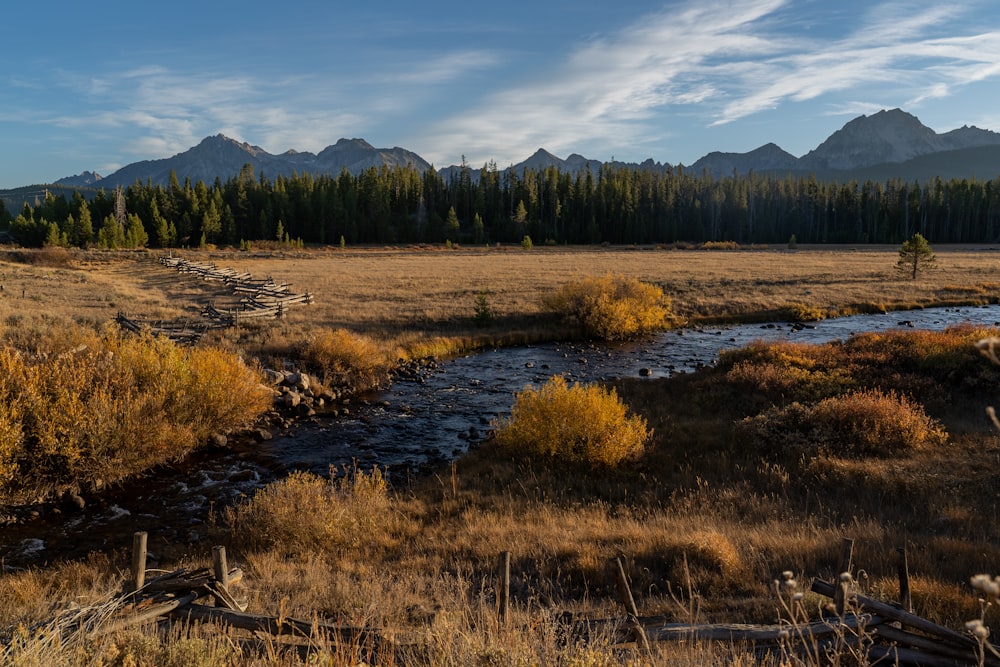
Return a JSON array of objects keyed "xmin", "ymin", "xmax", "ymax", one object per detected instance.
[{"xmin": 46, "ymin": 109, "xmax": 1000, "ymax": 191}]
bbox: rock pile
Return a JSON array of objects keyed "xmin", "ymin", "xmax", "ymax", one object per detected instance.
[{"xmin": 259, "ymin": 369, "xmax": 342, "ymax": 419}]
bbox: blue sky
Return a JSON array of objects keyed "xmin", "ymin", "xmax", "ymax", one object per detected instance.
[{"xmin": 3, "ymin": 0, "xmax": 1000, "ymax": 188}]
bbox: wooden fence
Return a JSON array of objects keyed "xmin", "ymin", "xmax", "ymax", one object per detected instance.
[
  {"xmin": 115, "ymin": 255, "xmax": 313, "ymax": 343},
  {"xmin": 10, "ymin": 535, "xmax": 996, "ymax": 665}
]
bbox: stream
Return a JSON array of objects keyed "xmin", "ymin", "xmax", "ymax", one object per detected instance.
[{"xmin": 3, "ymin": 304, "xmax": 999, "ymax": 568}]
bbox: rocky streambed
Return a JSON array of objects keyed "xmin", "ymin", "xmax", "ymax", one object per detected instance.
[{"xmin": 3, "ymin": 304, "xmax": 1000, "ymax": 568}]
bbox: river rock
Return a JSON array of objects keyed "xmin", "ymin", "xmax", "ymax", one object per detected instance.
[
  {"xmin": 261, "ymin": 368, "xmax": 285, "ymax": 385},
  {"xmin": 283, "ymin": 391, "xmax": 302, "ymax": 408},
  {"xmin": 62, "ymin": 490, "xmax": 85, "ymax": 512},
  {"xmin": 252, "ymin": 428, "xmax": 273, "ymax": 442},
  {"xmin": 209, "ymin": 433, "xmax": 228, "ymax": 448},
  {"xmin": 288, "ymin": 372, "xmax": 311, "ymax": 391}
]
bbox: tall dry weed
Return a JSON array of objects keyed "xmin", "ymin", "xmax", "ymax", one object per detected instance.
[{"xmin": 228, "ymin": 466, "xmax": 392, "ymax": 556}]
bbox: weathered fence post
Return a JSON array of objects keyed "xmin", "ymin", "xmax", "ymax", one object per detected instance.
[
  {"xmin": 897, "ymin": 546, "xmax": 912, "ymax": 613},
  {"xmin": 614, "ymin": 557, "xmax": 651, "ymax": 652},
  {"xmin": 497, "ymin": 551, "xmax": 511, "ymax": 625},
  {"xmin": 130, "ymin": 531, "xmax": 148, "ymax": 593},
  {"xmin": 213, "ymin": 546, "xmax": 230, "ymax": 589}
]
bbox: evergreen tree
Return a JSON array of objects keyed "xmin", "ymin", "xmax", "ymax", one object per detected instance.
[
  {"xmin": 896, "ymin": 232, "xmax": 936, "ymax": 279},
  {"xmin": 445, "ymin": 206, "xmax": 460, "ymax": 241},
  {"xmin": 472, "ymin": 212, "xmax": 485, "ymax": 244},
  {"xmin": 97, "ymin": 214, "xmax": 126, "ymax": 248},
  {"xmin": 125, "ymin": 213, "xmax": 149, "ymax": 248},
  {"xmin": 44, "ymin": 220, "xmax": 66, "ymax": 247},
  {"xmin": 76, "ymin": 201, "xmax": 94, "ymax": 246}
]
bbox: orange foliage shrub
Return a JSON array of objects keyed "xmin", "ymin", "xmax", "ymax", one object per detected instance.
[
  {"xmin": 719, "ymin": 325, "xmax": 1000, "ymax": 407},
  {"xmin": 493, "ymin": 375, "xmax": 650, "ymax": 467}
]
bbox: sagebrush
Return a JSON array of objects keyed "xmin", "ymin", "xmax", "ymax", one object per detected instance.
[
  {"xmin": 737, "ymin": 389, "xmax": 947, "ymax": 458},
  {"xmin": 227, "ymin": 466, "xmax": 392, "ymax": 556}
]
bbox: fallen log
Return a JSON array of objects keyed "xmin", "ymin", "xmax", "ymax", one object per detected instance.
[
  {"xmin": 92, "ymin": 592, "xmax": 200, "ymax": 637},
  {"xmin": 811, "ymin": 579, "xmax": 980, "ymax": 651},
  {"xmin": 873, "ymin": 623, "xmax": 997, "ymax": 665},
  {"xmin": 166, "ymin": 604, "xmax": 381, "ymax": 646},
  {"xmin": 641, "ymin": 614, "xmax": 880, "ymax": 645}
]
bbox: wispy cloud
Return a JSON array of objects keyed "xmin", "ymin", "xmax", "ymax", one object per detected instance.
[
  {"xmin": 711, "ymin": 5, "xmax": 1000, "ymax": 125},
  {"xmin": 10, "ymin": 0, "xmax": 1000, "ymax": 175},
  {"xmin": 23, "ymin": 41, "xmax": 500, "ymax": 164},
  {"xmin": 416, "ymin": 0, "xmax": 792, "ymax": 163},
  {"xmin": 417, "ymin": 0, "xmax": 1000, "ymax": 164}
]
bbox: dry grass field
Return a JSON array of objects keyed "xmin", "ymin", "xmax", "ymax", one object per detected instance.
[
  {"xmin": 3, "ymin": 244, "xmax": 1000, "ymax": 666},
  {"xmin": 1, "ymin": 244, "xmax": 997, "ymax": 350}
]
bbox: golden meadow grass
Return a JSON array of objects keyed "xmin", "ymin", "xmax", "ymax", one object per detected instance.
[{"xmin": 3, "ymin": 246, "xmax": 1000, "ymax": 665}]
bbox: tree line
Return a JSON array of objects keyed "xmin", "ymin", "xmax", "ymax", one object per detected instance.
[{"xmin": 6, "ymin": 162, "xmax": 1000, "ymax": 248}]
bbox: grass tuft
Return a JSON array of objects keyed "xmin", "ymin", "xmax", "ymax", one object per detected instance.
[{"xmin": 227, "ymin": 466, "xmax": 392, "ymax": 556}]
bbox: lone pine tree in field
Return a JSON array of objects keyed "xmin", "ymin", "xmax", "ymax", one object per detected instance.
[{"xmin": 897, "ymin": 233, "xmax": 936, "ymax": 279}]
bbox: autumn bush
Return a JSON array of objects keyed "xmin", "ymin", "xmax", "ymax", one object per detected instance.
[
  {"xmin": 0, "ymin": 326, "xmax": 270, "ymax": 499},
  {"xmin": 737, "ymin": 389, "xmax": 947, "ymax": 458},
  {"xmin": 227, "ymin": 466, "xmax": 391, "ymax": 556},
  {"xmin": 492, "ymin": 375, "xmax": 650, "ymax": 467},
  {"xmin": 784, "ymin": 302, "xmax": 826, "ymax": 322},
  {"xmin": 542, "ymin": 273, "xmax": 672, "ymax": 340},
  {"xmin": 718, "ymin": 326, "xmax": 1000, "ymax": 410},
  {"xmin": 303, "ymin": 327, "xmax": 394, "ymax": 393}
]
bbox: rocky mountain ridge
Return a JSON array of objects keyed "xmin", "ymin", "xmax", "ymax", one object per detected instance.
[{"xmin": 42, "ymin": 108, "xmax": 1000, "ymax": 189}]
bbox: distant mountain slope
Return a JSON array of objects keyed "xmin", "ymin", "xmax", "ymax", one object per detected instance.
[
  {"xmin": 689, "ymin": 142, "xmax": 799, "ymax": 176},
  {"xmin": 97, "ymin": 135, "xmax": 431, "ymax": 188},
  {"xmin": 689, "ymin": 109, "xmax": 1000, "ymax": 179},
  {"xmin": 20, "ymin": 107, "xmax": 1000, "ymax": 193},
  {"xmin": 54, "ymin": 171, "xmax": 103, "ymax": 187},
  {"xmin": 799, "ymin": 108, "xmax": 1000, "ymax": 171},
  {"xmin": 835, "ymin": 144, "xmax": 1000, "ymax": 183}
]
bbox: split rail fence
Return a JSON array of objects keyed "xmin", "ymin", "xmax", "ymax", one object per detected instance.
[
  {"xmin": 114, "ymin": 255, "xmax": 313, "ymax": 343},
  {"xmin": 7, "ymin": 535, "xmax": 995, "ymax": 665}
]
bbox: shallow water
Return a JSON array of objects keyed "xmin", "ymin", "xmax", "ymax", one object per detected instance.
[
  {"xmin": 4, "ymin": 304, "xmax": 999, "ymax": 566},
  {"xmin": 270, "ymin": 303, "xmax": 1000, "ymax": 474}
]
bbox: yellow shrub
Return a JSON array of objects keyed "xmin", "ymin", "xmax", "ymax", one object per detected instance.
[
  {"xmin": 304, "ymin": 328, "xmax": 393, "ymax": 393},
  {"xmin": 228, "ymin": 466, "xmax": 390, "ymax": 555},
  {"xmin": 700, "ymin": 240, "xmax": 740, "ymax": 250},
  {"xmin": 0, "ymin": 327, "xmax": 271, "ymax": 499},
  {"xmin": 493, "ymin": 376, "xmax": 650, "ymax": 467},
  {"xmin": 542, "ymin": 274, "xmax": 672, "ymax": 340},
  {"xmin": 785, "ymin": 302, "xmax": 826, "ymax": 322}
]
